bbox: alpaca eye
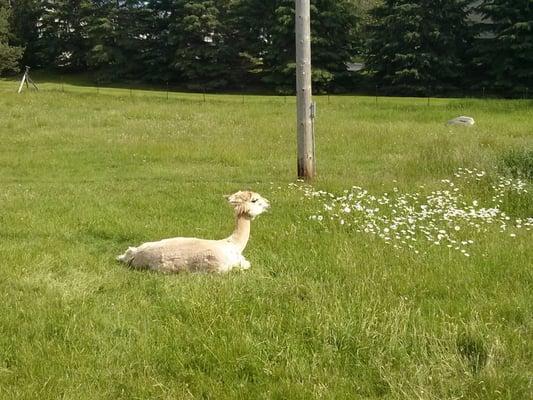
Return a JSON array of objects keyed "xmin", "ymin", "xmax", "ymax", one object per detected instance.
[{"xmin": 251, "ymin": 199, "xmax": 258, "ymax": 203}]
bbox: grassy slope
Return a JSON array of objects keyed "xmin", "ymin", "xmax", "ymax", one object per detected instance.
[{"xmin": 0, "ymin": 78, "xmax": 531, "ymax": 399}]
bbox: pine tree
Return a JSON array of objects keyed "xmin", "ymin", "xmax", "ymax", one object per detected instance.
[
  {"xmin": 224, "ymin": 0, "xmax": 280, "ymax": 89},
  {"xmin": 9, "ymin": 0, "xmax": 42, "ymax": 68},
  {"xmin": 38, "ymin": 0, "xmax": 93, "ymax": 71},
  {"xmin": 142, "ymin": 0, "xmax": 176, "ymax": 83},
  {"xmin": 0, "ymin": 0, "xmax": 23, "ymax": 74},
  {"xmin": 84, "ymin": 0, "xmax": 122, "ymax": 79},
  {"xmin": 261, "ymin": 0, "xmax": 294, "ymax": 92},
  {"xmin": 311, "ymin": 0, "xmax": 359, "ymax": 92},
  {"xmin": 5, "ymin": 0, "xmax": 363, "ymax": 90},
  {"xmin": 165, "ymin": 0, "xmax": 230, "ymax": 89},
  {"xmin": 476, "ymin": 0, "xmax": 533, "ymax": 93},
  {"xmin": 229, "ymin": 0, "xmax": 359, "ymax": 93},
  {"xmin": 366, "ymin": 0, "xmax": 472, "ymax": 95},
  {"xmin": 85, "ymin": 0, "xmax": 155, "ymax": 82}
]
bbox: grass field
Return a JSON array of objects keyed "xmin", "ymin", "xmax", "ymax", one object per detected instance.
[{"xmin": 0, "ymin": 77, "xmax": 532, "ymax": 399}]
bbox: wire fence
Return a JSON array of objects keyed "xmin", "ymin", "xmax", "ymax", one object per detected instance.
[{"xmin": 1, "ymin": 77, "xmax": 531, "ymax": 107}]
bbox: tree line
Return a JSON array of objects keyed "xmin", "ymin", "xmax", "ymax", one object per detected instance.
[{"xmin": 1, "ymin": 0, "xmax": 531, "ymax": 95}]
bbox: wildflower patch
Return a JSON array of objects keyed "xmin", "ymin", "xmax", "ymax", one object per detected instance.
[{"xmin": 288, "ymin": 168, "xmax": 532, "ymax": 257}]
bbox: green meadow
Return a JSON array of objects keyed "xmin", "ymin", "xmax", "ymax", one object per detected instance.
[{"xmin": 0, "ymin": 77, "xmax": 531, "ymax": 399}]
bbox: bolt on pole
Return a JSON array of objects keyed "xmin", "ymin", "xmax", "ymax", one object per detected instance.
[{"xmin": 295, "ymin": 0, "xmax": 315, "ymax": 180}]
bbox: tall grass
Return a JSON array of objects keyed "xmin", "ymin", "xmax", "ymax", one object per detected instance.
[{"xmin": 0, "ymin": 78, "xmax": 532, "ymax": 399}]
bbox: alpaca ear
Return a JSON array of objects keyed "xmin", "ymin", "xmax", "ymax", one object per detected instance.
[
  {"xmin": 223, "ymin": 194, "xmax": 233, "ymax": 204},
  {"xmin": 225, "ymin": 192, "xmax": 240, "ymax": 204}
]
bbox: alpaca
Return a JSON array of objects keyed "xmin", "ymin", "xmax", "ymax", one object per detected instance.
[{"xmin": 116, "ymin": 191, "xmax": 270, "ymax": 273}]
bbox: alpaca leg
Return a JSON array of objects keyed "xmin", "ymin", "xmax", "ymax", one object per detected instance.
[
  {"xmin": 116, "ymin": 246, "xmax": 137, "ymax": 264},
  {"xmin": 239, "ymin": 256, "xmax": 251, "ymax": 270}
]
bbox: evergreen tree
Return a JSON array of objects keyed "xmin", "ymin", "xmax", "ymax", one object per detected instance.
[
  {"xmin": 311, "ymin": 0, "xmax": 359, "ymax": 91},
  {"xmin": 260, "ymin": 0, "xmax": 294, "ymax": 92},
  {"xmin": 475, "ymin": 0, "xmax": 533, "ymax": 93},
  {"xmin": 0, "ymin": 0, "xmax": 23, "ymax": 74},
  {"xmin": 85, "ymin": 0, "xmax": 155, "ymax": 81},
  {"xmin": 141, "ymin": 0, "xmax": 175, "ymax": 83},
  {"xmin": 229, "ymin": 0, "xmax": 359, "ymax": 93},
  {"xmin": 38, "ymin": 0, "xmax": 93, "ymax": 71},
  {"xmin": 224, "ymin": 0, "xmax": 280, "ymax": 88},
  {"xmin": 9, "ymin": 0, "xmax": 42, "ymax": 68},
  {"xmin": 83, "ymin": 0, "xmax": 121, "ymax": 79},
  {"xmin": 123, "ymin": 1, "xmax": 163, "ymax": 82},
  {"xmin": 365, "ymin": 0, "xmax": 472, "ymax": 95},
  {"xmin": 4, "ymin": 0, "xmax": 364, "ymax": 90},
  {"xmin": 165, "ymin": 0, "xmax": 231, "ymax": 89}
]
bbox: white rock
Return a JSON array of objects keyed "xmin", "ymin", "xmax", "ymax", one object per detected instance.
[{"xmin": 447, "ymin": 116, "xmax": 475, "ymax": 126}]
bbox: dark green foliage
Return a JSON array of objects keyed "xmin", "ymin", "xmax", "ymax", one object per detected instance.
[
  {"xmin": 8, "ymin": 0, "xmax": 41, "ymax": 67},
  {"xmin": 5, "ymin": 0, "xmax": 530, "ymax": 94},
  {"xmin": 255, "ymin": 0, "xmax": 295, "ymax": 92},
  {"xmin": 229, "ymin": 0, "xmax": 359, "ymax": 93},
  {"xmin": 83, "ymin": 2, "xmax": 123, "ymax": 80},
  {"xmin": 12, "ymin": 0, "xmax": 359, "ymax": 89},
  {"xmin": 38, "ymin": 0, "xmax": 92, "ymax": 71},
  {"xmin": 365, "ymin": 0, "xmax": 473, "ymax": 95},
  {"xmin": 456, "ymin": 333, "xmax": 488, "ymax": 374},
  {"xmin": 0, "ymin": 0, "xmax": 23, "ymax": 74},
  {"xmin": 223, "ymin": 0, "xmax": 288, "ymax": 89},
  {"xmin": 500, "ymin": 148, "xmax": 533, "ymax": 181},
  {"xmin": 311, "ymin": 0, "xmax": 360, "ymax": 91},
  {"xmin": 141, "ymin": 0, "xmax": 177, "ymax": 83},
  {"xmin": 474, "ymin": 0, "xmax": 533, "ymax": 93},
  {"xmin": 168, "ymin": 0, "xmax": 231, "ymax": 89},
  {"xmin": 85, "ymin": 1, "xmax": 155, "ymax": 82}
]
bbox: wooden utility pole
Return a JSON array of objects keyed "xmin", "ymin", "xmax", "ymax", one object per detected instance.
[{"xmin": 295, "ymin": 0, "xmax": 315, "ymax": 179}]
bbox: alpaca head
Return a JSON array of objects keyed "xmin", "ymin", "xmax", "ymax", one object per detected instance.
[{"xmin": 226, "ymin": 191, "xmax": 270, "ymax": 219}]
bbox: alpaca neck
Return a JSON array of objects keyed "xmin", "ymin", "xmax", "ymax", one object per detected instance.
[{"xmin": 228, "ymin": 214, "xmax": 251, "ymax": 252}]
